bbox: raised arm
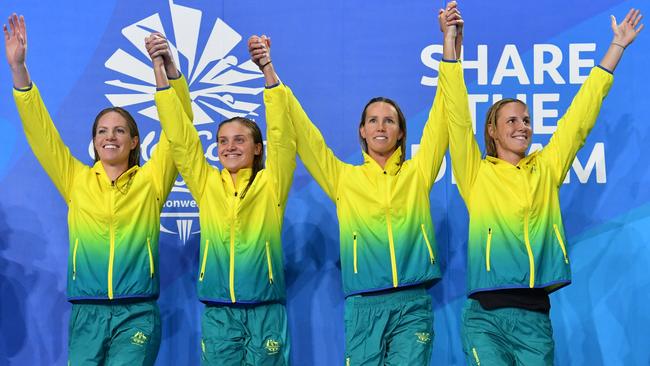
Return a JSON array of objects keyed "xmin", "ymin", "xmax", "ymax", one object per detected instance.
[
  {"xmin": 145, "ymin": 33, "xmax": 193, "ymax": 118},
  {"xmin": 600, "ymin": 9, "xmax": 643, "ymax": 72},
  {"xmin": 439, "ymin": 2, "xmax": 483, "ymax": 202},
  {"xmin": 248, "ymin": 35, "xmax": 296, "ymax": 207},
  {"xmin": 143, "ymin": 33, "xmax": 195, "ymax": 199},
  {"xmin": 4, "ymin": 14, "xmax": 29, "ymax": 88},
  {"xmin": 410, "ymin": 3, "xmax": 464, "ymax": 190},
  {"xmin": 540, "ymin": 9, "xmax": 642, "ymax": 185},
  {"xmin": 248, "ymin": 36, "xmax": 344, "ymax": 201},
  {"xmin": 150, "ymin": 35, "xmax": 211, "ymax": 203},
  {"xmin": 6, "ymin": 14, "xmax": 83, "ymax": 201}
]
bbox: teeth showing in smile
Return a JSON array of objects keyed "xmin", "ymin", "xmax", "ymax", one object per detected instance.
[
  {"xmin": 374, "ymin": 136, "xmax": 388, "ymax": 140},
  {"xmin": 513, "ymin": 136, "xmax": 527, "ymax": 140},
  {"xmin": 104, "ymin": 144, "xmax": 118, "ymax": 149}
]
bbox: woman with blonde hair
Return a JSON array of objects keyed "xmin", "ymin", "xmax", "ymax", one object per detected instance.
[{"xmin": 442, "ymin": 8, "xmax": 643, "ymax": 365}]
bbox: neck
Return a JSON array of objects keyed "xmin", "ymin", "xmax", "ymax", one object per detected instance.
[
  {"xmin": 368, "ymin": 149, "xmax": 396, "ymax": 170},
  {"xmin": 496, "ymin": 150, "xmax": 525, "ymax": 166},
  {"xmin": 101, "ymin": 161, "xmax": 129, "ymax": 182},
  {"xmin": 228, "ymin": 170, "xmax": 238, "ymax": 187}
]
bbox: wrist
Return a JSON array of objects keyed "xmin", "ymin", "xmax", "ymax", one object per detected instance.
[
  {"xmin": 260, "ymin": 59, "xmax": 272, "ymax": 71},
  {"xmin": 611, "ymin": 36, "xmax": 629, "ymax": 48},
  {"xmin": 610, "ymin": 41, "xmax": 626, "ymax": 50},
  {"xmin": 444, "ymin": 29, "xmax": 457, "ymax": 41},
  {"xmin": 10, "ymin": 62, "xmax": 27, "ymax": 72},
  {"xmin": 165, "ymin": 63, "xmax": 180, "ymax": 79}
]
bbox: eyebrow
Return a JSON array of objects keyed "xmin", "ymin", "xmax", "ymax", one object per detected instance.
[
  {"xmin": 96, "ymin": 125, "xmax": 127, "ymax": 129},
  {"xmin": 366, "ymin": 115, "xmax": 395, "ymax": 119}
]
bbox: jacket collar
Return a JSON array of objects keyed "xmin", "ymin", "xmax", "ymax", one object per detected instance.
[
  {"xmin": 91, "ymin": 161, "xmax": 139, "ymax": 186},
  {"xmin": 485, "ymin": 151, "xmax": 539, "ymax": 169},
  {"xmin": 221, "ymin": 167, "xmax": 253, "ymax": 195},
  {"xmin": 362, "ymin": 147, "xmax": 402, "ymax": 176}
]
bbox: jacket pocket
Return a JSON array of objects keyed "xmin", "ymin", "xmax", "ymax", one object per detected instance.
[
  {"xmin": 420, "ymin": 224, "xmax": 435, "ymax": 264},
  {"xmin": 199, "ymin": 240, "xmax": 209, "ymax": 281},
  {"xmin": 146, "ymin": 237, "xmax": 154, "ymax": 278},
  {"xmin": 486, "ymin": 228, "xmax": 492, "ymax": 272},
  {"xmin": 265, "ymin": 241, "xmax": 274, "ymax": 284},
  {"xmin": 353, "ymin": 232, "xmax": 358, "ymax": 274},
  {"xmin": 73, "ymin": 238, "xmax": 79, "ymax": 280},
  {"xmin": 553, "ymin": 224, "xmax": 569, "ymax": 264}
]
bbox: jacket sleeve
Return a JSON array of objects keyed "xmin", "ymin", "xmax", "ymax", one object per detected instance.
[
  {"xmin": 440, "ymin": 60, "xmax": 482, "ymax": 204},
  {"xmin": 155, "ymin": 86, "xmax": 211, "ymax": 204},
  {"xmin": 146, "ymin": 74, "xmax": 194, "ymax": 201},
  {"xmin": 410, "ymin": 69, "xmax": 449, "ymax": 191},
  {"xmin": 263, "ymin": 83, "xmax": 297, "ymax": 209},
  {"xmin": 13, "ymin": 84, "xmax": 84, "ymax": 202},
  {"xmin": 287, "ymin": 85, "xmax": 344, "ymax": 201},
  {"xmin": 538, "ymin": 66, "xmax": 613, "ymax": 185}
]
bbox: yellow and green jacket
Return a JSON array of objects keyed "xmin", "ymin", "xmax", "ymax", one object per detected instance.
[
  {"xmin": 282, "ymin": 83, "xmax": 447, "ymax": 296},
  {"xmin": 13, "ymin": 76, "xmax": 193, "ymax": 301},
  {"xmin": 154, "ymin": 83, "xmax": 296, "ymax": 304},
  {"xmin": 441, "ymin": 60, "xmax": 613, "ymax": 295}
]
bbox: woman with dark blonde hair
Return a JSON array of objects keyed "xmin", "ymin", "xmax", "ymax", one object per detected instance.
[
  {"xmin": 4, "ymin": 15, "xmax": 192, "ymax": 365},
  {"xmin": 441, "ymin": 8, "xmax": 644, "ymax": 365},
  {"xmin": 152, "ymin": 31, "xmax": 297, "ymax": 364},
  {"xmin": 247, "ymin": 3, "xmax": 462, "ymax": 364}
]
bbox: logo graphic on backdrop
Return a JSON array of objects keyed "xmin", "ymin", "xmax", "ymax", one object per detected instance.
[{"xmin": 102, "ymin": 1, "xmax": 264, "ymax": 243}]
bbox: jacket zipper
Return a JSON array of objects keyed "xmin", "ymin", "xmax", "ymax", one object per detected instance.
[
  {"xmin": 199, "ymin": 240, "xmax": 209, "ymax": 281},
  {"xmin": 147, "ymin": 237, "xmax": 154, "ymax": 278},
  {"xmin": 108, "ymin": 183, "xmax": 116, "ymax": 299},
  {"xmin": 553, "ymin": 224, "xmax": 569, "ymax": 264},
  {"xmin": 353, "ymin": 232, "xmax": 358, "ymax": 274},
  {"xmin": 472, "ymin": 347, "xmax": 481, "ymax": 365},
  {"xmin": 265, "ymin": 241, "xmax": 274, "ymax": 284},
  {"xmin": 486, "ymin": 228, "xmax": 492, "ymax": 271},
  {"xmin": 420, "ymin": 224, "xmax": 435, "ymax": 264},
  {"xmin": 522, "ymin": 170, "xmax": 535, "ymax": 288},
  {"xmin": 229, "ymin": 192, "xmax": 238, "ymax": 303},
  {"xmin": 73, "ymin": 238, "xmax": 79, "ymax": 280},
  {"xmin": 384, "ymin": 174, "xmax": 398, "ymax": 288}
]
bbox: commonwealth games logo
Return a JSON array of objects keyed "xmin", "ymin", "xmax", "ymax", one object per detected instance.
[{"xmin": 102, "ymin": 1, "xmax": 264, "ymax": 243}]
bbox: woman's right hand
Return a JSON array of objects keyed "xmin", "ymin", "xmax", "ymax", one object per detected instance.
[
  {"xmin": 3, "ymin": 13, "xmax": 30, "ymax": 88},
  {"xmin": 144, "ymin": 33, "xmax": 166, "ymax": 68},
  {"xmin": 3, "ymin": 13, "xmax": 26, "ymax": 68},
  {"xmin": 247, "ymin": 34, "xmax": 271, "ymax": 71},
  {"xmin": 439, "ymin": 2, "xmax": 464, "ymax": 60}
]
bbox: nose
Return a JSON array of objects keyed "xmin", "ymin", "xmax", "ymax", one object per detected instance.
[
  {"xmin": 516, "ymin": 119, "xmax": 530, "ymax": 131},
  {"xmin": 224, "ymin": 141, "xmax": 236, "ymax": 151}
]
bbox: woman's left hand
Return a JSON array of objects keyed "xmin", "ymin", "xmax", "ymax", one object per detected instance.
[{"xmin": 611, "ymin": 8, "xmax": 644, "ymax": 48}]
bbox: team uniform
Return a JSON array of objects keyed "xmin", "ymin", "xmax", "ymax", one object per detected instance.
[
  {"xmin": 441, "ymin": 60, "xmax": 613, "ymax": 365},
  {"xmin": 278, "ymin": 82, "xmax": 448, "ymax": 365},
  {"xmin": 13, "ymin": 75, "xmax": 193, "ymax": 365},
  {"xmin": 154, "ymin": 82, "xmax": 296, "ymax": 366}
]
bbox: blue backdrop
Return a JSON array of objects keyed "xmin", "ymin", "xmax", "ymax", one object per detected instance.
[{"xmin": 0, "ymin": 1, "xmax": 648, "ymax": 365}]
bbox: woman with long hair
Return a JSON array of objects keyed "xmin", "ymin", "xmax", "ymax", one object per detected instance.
[
  {"xmin": 441, "ymin": 8, "xmax": 643, "ymax": 365},
  {"xmin": 4, "ymin": 15, "xmax": 192, "ymax": 365},
  {"xmin": 151, "ymin": 32, "xmax": 297, "ymax": 365},
  {"xmin": 247, "ymin": 4, "xmax": 462, "ymax": 363}
]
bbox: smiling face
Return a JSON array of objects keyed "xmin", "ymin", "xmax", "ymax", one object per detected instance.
[
  {"xmin": 487, "ymin": 101, "xmax": 531, "ymax": 164},
  {"xmin": 359, "ymin": 101, "xmax": 405, "ymax": 161},
  {"xmin": 92, "ymin": 110, "xmax": 139, "ymax": 168},
  {"xmin": 217, "ymin": 120, "xmax": 263, "ymax": 174}
]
